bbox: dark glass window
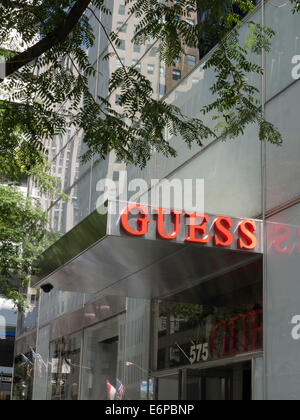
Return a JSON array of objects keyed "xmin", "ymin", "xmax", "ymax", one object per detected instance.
[
  {"xmin": 116, "ymin": 22, "xmax": 127, "ymax": 33},
  {"xmin": 187, "ymin": 54, "xmax": 196, "ymax": 66},
  {"xmin": 172, "ymin": 69, "xmax": 181, "ymax": 80},
  {"xmin": 117, "ymin": 39, "xmax": 125, "ymax": 50},
  {"xmin": 149, "ymin": 47, "xmax": 157, "ymax": 57},
  {"xmin": 133, "ymin": 44, "xmax": 141, "ymax": 53},
  {"xmin": 147, "ymin": 64, "xmax": 155, "ymax": 75},
  {"xmin": 159, "ymin": 84, "xmax": 166, "ymax": 96},
  {"xmin": 118, "ymin": 4, "xmax": 125, "ymax": 15}
]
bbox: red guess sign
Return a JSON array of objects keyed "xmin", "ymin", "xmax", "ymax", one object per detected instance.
[{"xmin": 120, "ymin": 204, "xmax": 258, "ymax": 251}]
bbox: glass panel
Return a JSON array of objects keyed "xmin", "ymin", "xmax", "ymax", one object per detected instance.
[
  {"xmin": 12, "ymin": 350, "xmax": 35, "ymax": 400},
  {"xmin": 81, "ymin": 313, "xmax": 126, "ymax": 400},
  {"xmin": 32, "ymin": 325, "xmax": 51, "ymax": 400},
  {"xmin": 48, "ymin": 169, "xmax": 92, "ymax": 235},
  {"xmin": 266, "ymin": 80, "xmax": 300, "ymax": 211},
  {"xmin": 49, "ymin": 332, "xmax": 81, "ymax": 400},
  {"xmin": 39, "ymin": 289, "xmax": 84, "ymax": 326},
  {"xmin": 16, "ymin": 292, "xmax": 39, "ymax": 336},
  {"xmin": 49, "ymin": 135, "xmax": 91, "ymax": 197},
  {"xmin": 155, "ymin": 259, "xmax": 263, "ymax": 371},
  {"xmin": 265, "ymin": 2, "xmax": 300, "ymax": 101},
  {"xmin": 123, "ymin": 298, "xmax": 151, "ymax": 400},
  {"xmin": 124, "ymin": 7, "xmax": 262, "ymax": 213},
  {"xmin": 253, "ymin": 356, "xmax": 263, "ymax": 400},
  {"xmin": 186, "ymin": 361, "xmax": 251, "ymax": 400},
  {"xmin": 265, "ymin": 203, "xmax": 300, "ymax": 399},
  {"xmin": 81, "ymin": 298, "xmax": 150, "ymax": 400},
  {"xmin": 157, "ymin": 374, "xmax": 179, "ymax": 400}
]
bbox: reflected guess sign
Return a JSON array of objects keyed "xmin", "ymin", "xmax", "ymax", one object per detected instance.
[
  {"xmin": 120, "ymin": 204, "xmax": 258, "ymax": 251},
  {"xmin": 189, "ymin": 309, "xmax": 263, "ymax": 363}
]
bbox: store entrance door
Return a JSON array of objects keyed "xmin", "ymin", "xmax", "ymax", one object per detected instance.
[
  {"xmin": 183, "ymin": 361, "xmax": 251, "ymax": 400},
  {"xmin": 156, "ymin": 360, "xmax": 252, "ymax": 400}
]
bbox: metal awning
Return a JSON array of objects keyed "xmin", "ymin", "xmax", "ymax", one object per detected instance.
[{"xmin": 33, "ymin": 201, "xmax": 263, "ymax": 300}]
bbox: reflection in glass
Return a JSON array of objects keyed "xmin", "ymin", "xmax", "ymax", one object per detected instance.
[
  {"xmin": 81, "ymin": 314, "xmax": 126, "ymax": 400},
  {"xmin": 81, "ymin": 299, "xmax": 151, "ymax": 400},
  {"xmin": 156, "ymin": 260, "xmax": 263, "ymax": 371},
  {"xmin": 49, "ymin": 333, "xmax": 81, "ymax": 400},
  {"xmin": 12, "ymin": 351, "xmax": 35, "ymax": 400}
]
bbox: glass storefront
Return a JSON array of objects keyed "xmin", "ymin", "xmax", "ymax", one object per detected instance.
[{"xmin": 12, "ymin": 253, "xmax": 263, "ymax": 401}]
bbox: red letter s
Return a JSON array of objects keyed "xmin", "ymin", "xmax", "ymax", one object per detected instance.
[
  {"xmin": 214, "ymin": 216, "xmax": 233, "ymax": 247},
  {"xmin": 238, "ymin": 220, "xmax": 257, "ymax": 250}
]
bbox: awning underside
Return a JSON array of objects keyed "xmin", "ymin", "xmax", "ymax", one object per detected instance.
[{"xmin": 36, "ymin": 234, "xmax": 262, "ymax": 300}]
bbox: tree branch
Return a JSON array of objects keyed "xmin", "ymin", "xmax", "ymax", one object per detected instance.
[{"xmin": 1, "ymin": 0, "xmax": 93, "ymax": 81}]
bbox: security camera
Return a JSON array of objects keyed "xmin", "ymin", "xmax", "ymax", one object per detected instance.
[{"xmin": 40, "ymin": 283, "xmax": 54, "ymax": 293}]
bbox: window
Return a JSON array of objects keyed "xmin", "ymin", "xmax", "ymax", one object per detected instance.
[
  {"xmin": 118, "ymin": 4, "xmax": 125, "ymax": 15},
  {"xmin": 115, "ymin": 94, "xmax": 121, "ymax": 105},
  {"xmin": 116, "ymin": 57, "xmax": 125, "ymax": 68},
  {"xmin": 187, "ymin": 54, "xmax": 196, "ymax": 66},
  {"xmin": 145, "ymin": 44, "xmax": 152, "ymax": 53},
  {"xmin": 116, "ymin": 22, "xmax": 127, "ymax": 33},
  {"xmin": 120, "ymin": 24, "xmax": 127, "ymax": 33},
  {"xmin": 147, "ymin": 64, "xmax": 155, "ymax": 75},
  {"xmin": 133, "ymin": 43, "xmax": 141, "ymax": 53},
  {"xmin": 159, "ymin": 84, "xmax": 166, "ymax": 96},
  {"xmin": 160, "ymin": 66, "xmax": 165, "ymax": 76},
  {"xmin": 132, "ymin": 59, "xmax": 141, "ymax": 71},
  {"xmin": 117, "ymin": 39, "xmax": 125, "ymax": 50},
  {"xmin": 172, "ymin": 69, "xmax": 181, "ymax": 80},
  {"xmin": 112, "ymin": 171, "xmax": 120, "ymax": 182},
  {"xmin": 149, "ymin": 47, "xmax": 157, "ymax": 57}
]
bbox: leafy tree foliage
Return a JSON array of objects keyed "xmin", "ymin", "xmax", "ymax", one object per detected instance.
[
  {"xmin": 0, "ymin": 185, "xmax": 57, "ymax": 309},
  {"xmin": 0, "ymin": 0, "xmax": 291, "ymax": 171}
]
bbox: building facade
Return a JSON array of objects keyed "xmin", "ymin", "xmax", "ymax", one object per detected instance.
[
  {"xmin": 0, "ymin": 299, "xmax": 17, "ymax": 400},
  {"xmin": 12, "ymin": 1, "xmax": 300, "ymax": 400}
]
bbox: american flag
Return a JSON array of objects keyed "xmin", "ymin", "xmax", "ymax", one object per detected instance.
[
  {"xmin": 116, "ymin": 378, "xmax": 125, "ymax": 400},
  {"xmin": 106, "ymin": 380, "xmax": 117, "ymax": 400}
]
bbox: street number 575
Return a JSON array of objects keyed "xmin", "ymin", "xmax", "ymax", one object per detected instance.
[{"xmin": 190, "ymin": 343, "xmax": 209, "ymax": 364}]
